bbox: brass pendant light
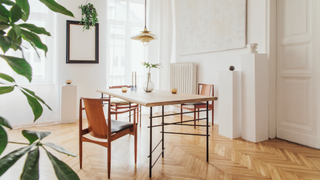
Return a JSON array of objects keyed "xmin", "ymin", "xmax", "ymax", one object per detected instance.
[{"xmin": 131, "ymin": 0, "xmax": 158, "ymax": 46}]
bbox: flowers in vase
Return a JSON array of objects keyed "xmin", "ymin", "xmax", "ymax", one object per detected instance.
[{"xmin": 141, "ymin": 62, "xmax": 162, "ymax": 73}]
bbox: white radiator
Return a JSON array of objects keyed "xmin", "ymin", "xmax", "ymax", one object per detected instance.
[{"xmin": 170, "ymin": 62, "xmax": 197, "ymax": 94}]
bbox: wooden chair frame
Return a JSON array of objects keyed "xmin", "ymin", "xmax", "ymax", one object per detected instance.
[
  {"xmin": 180, "ymin": 83, "xmax": 214, "ymax": 128},
  {"xmin": 79, "ymin": 97, "xmax": 137, "ymax": 179},
  {"xmin": 109, "ymin": 85, "xmax": 141, "ymax": 126}
]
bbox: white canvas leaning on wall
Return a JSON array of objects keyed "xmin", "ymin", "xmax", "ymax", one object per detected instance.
[{"xmin": 177, "ymin": 0, "xmax": 246, "ymax": 55}]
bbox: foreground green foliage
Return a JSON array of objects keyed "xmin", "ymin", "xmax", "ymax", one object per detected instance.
[{"xmin": 0, "ymin": 0, "xmax": 79, "ymax": 179}]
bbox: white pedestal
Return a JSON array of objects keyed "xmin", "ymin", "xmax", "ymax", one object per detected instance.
[
  {"xmin": 61, "ymin": 85, "xmax": 77, "ymax": 123},
  {"xmin": 218, "ymin": 71, "xmax": 241, "ymax": 139},
  {"xmin": 241, "ymin": 54, "xmax": 269, "ymax": 143}
]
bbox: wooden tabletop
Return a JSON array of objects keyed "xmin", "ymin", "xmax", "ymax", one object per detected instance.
[{"xmin": 97, "ymin": 89, "xmax": 218, "ymax": 107}]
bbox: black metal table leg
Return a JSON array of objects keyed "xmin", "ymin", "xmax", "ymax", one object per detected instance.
[
  {"xmin": 206, "ymin": 101, "xmax": 209, "ymax": 162},
  {"xmin": 140, "ymin": 105, "xmax": 142, "ymax": 127},
  {"xmin": 162, "ymin": 105, "xmax": 164, "ymax": 157},
  {"xmin": 129, "ymin": 102, "xmax": 131, "ymax": 122},
  {"xmin": 149, "ymin": 107, "xmax": 152, "ymax": 178}
]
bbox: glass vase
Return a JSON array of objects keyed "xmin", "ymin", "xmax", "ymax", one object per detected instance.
[{"xmin": 143, "ymin": 72, "xmax": 154, "ymax": 92}]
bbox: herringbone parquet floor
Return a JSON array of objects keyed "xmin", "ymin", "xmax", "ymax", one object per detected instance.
[{"xmin": 1, "ymin": 114, "xmax": 320, "ymax": 180}]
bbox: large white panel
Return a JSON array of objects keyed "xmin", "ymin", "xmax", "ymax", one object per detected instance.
[
  {"xmin": 281, "ymin": 78, "xmax": 309, "ymax": 125},
  {"xmin": 284, "ymin": 0, "xmax": 307, "ymax": 36},
  {"xmin": 283, "ymin": 43, "xmax": 309, "ymax": 70}
]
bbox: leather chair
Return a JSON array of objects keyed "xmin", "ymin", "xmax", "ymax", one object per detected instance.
[
  {"xmin": 79, "ymin": 97, "xmax": 137, "ymax": 179},
  {"xmin": 180, "ymin": 83, "xmax": 214, "ymax": 128}
]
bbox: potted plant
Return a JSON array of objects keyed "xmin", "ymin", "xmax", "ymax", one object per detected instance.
[
  {"xmin": 79, "ymin": 3, "xmax": 98, "ymax": 30},
  {"xmin": 0, "ymin": 0, "xmax": 79, "ymax": 179}
]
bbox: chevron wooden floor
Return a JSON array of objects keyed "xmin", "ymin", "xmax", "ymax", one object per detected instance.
[{"xmin": 1, "ymin": 113, "xmax": 320, "ymax": 180}]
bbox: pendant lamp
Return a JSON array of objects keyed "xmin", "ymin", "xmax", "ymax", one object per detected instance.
[{"xmin": 131, "ymin": 0, "xmax": 158, "ymax": 46}]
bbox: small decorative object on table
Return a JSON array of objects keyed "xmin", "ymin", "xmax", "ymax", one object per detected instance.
[
  {"xmin": 142, "ymin": 62, "xmax": 162, "ymax": 93},
  {"xmin": 171, "ymin": 88, "xmax": 177, "ymax": 94},
  {"xmin": 248, "ymin": 43, "xmax": 258, "ymax": 53},
  {"xmin": 122, "ymin": 86, "xmax": 127, "ymax": 93},
  {"xmin": 65, "ymin": 79, "xmax": 73, "ymax": 85},
  {"xmin": 229, "ymin": 66, "xmax": 235, "ymax": 71}
]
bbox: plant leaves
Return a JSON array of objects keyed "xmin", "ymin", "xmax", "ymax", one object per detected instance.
[
  {"xmin": 21, "ymin": 87, "xmax": 52, "ymax": 111},
  {"xmin": 0, "ymin": 144, "xmax": 34, "ymax": 176},
  {"xmin": 21, "ymin": 29, "xmax": 47, "ymax": 56},
  {"xmin": 0, "ymin": 22, "xmax": 9, "ymax": 30},
  {"xmin": 0, "ymin": 116, "xmax": 12, "ymax": 129},
  {"xmin": 43, "ymin": 142, "xmax": 76, "ymax": 157},
  {"xmin": 0, "ymin": 15, "xmax": 8, "ymax": 23},
  {"xmin": 19, "ymin": 23, "xmax": 51, "ymax": 36},
  {"xmin": 0, "ymin": 5, "xmax": 10, "ymax": 18},
  {"xmin": 45, "ymin": 150, "xmax": 80, "ymax": 180},
  {"xmin": 0, "ymin": 35, "xmax": 12, "ymax": 53},
  {"xmin": 0, "ymin": 86, "xmax": 14, "ymax": 95},
  {"xmin": 12, "ymin": 24, "xmax": 22, "ymax": 38},
  {"xmin": 20, "ymin": 147, "xmax": 39, "ymax": 180},
  {"xmin": 10, "ymin": 5, "xmax": 22, "ymax": 23},
  {"xmin": 0, "ymin": 0, "xmax": 15, "ymax": 6},
  {"xmin": 21, "ymin": 90, "xmax": 43, "ymax": 121},
  {"xmin": 39, "ymin": 0, "xmax": 74, "ymax": 17},
  {"xmin": 0, "ymin": 126, "xmax": 8, "ymax": 156},
  {"xmin": 0, "ymin": 54, "xmax": 32, "ymax": 82},
  {"xmin": 22, "ymin": 130, "xmax": 50, "ymax": 144},
  {"xmin": 16, "ymin": 0, "xmax": 30, "ymax": 21},
  {"xmin": 0, "ymin": 73, "xmax": 15, "ymax": 83}
]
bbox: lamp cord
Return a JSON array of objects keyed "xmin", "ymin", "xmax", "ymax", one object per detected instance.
[{"xmin": 145, "ymin": 0, "xmax": 147, "ymax": 28}]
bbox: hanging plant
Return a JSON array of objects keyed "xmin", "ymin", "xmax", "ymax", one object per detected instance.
[{"xmin": 79, "ymin": 3, "xmax": 98, "ymax": 30}]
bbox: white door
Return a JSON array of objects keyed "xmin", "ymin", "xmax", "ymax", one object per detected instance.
[{"xmin": 276, "ymin": 0, "xmax": 319, "ymax": 148}]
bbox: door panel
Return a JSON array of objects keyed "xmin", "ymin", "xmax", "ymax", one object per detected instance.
[{"xmin": 277, "ymin": 0, "xmax": 319, "ymax": 148}]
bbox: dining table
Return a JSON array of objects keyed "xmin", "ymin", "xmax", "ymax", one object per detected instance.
[{"xmin": 97, "ymin": 89, "xmax": 218, "ymax": 177}]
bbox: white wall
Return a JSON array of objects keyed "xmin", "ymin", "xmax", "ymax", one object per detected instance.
[
  {"xmin": 175, "ymin": 0, "xmax": 269, "ymax": 126},
  {"xmin": 56, "ymin": 0, "xmax": 107, "ymax": 119}
]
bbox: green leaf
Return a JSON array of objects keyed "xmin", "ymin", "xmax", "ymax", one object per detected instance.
[
  {"xmin": 0, "ymin": 126, "xmax": 8, "ymax": 156},
  {"xmin": 0, "ymin": 15, "xmax": 9, "ymax": 23},
  {"xmin": 21, "ymin": 90, "xmax": 43, "ymax": 121},
  {"xmin": 12, "ymin": 24, "xmax": 22, "ymax": 37},
  {"xmin": 0, "ymin": 0, "xmax": 15, "ymax": 6},
  {"xmin": 19, "ymin": 23, "xmax": 51, "ymax": 36},
  {"xmin": 10, "ymin": 5, "xmax": 22, "ymax": 23},
  {"xmin": 21, "ymin": 29, "xmax": 47, "ymax": 56},
  {"xmin": 20, "ymin": 147, "xmax": 39, "ymax": 180},
  {"xmin": 0, "ymin": 144, "xmax": 34, "ymax": 176},
  {"xmin": 22, "ymin": 130, "xmax": 50, "ymax": 144},
  {"xmin": 16, "ymin": 0, "xmax": 30, "ymax": 21},
  {"xmin": 39, "ymin": 0, "xmax": 74, "ymax": 17},
  {"xmin": 7, "ymin": 28, "xmax": 23, "ymax": 51},
  {"xmin": 0, "ymin": 22, "xmax": 9, "ymax": 30},
  {"xmin": 43, "ymin": 142, "xmax": 76, "ymax": 157},
  {"xmin": 45, "ymin": 150, "xmax": 80, "ymax": 180},
  {"xmin": 0, "ymin": 35, "xmax": 12, "ymax": 53},
  {"xmin": 21, "ymin": 87, "xmax": 52, "ymax": 111},
  {"xmin": 0, "ymin": 55, "xmax": 32, "ymax": 82},
  {"xmin": 0, "ymin": 116, "xmax": 12, "ymax": 129},
  {"xmin": 0, "ymin": 73, "xmax": 15, "ymax": 83},
  {"xmin": 0, "ymin": 86, "xmax": 14, "ymax": 95},
  {"xmin": 0, "ymin": 5, "xmax": 10, "ymax": 18}
]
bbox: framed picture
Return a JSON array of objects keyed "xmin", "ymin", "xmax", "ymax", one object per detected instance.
[{"xmin": 66, "ymin": 20, "xmax": 99, "ymax": 63}]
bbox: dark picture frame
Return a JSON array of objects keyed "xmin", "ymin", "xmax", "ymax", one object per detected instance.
[{"xmin": 66, "ymin": 20, "xmax": 99, "ymax": 64}]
